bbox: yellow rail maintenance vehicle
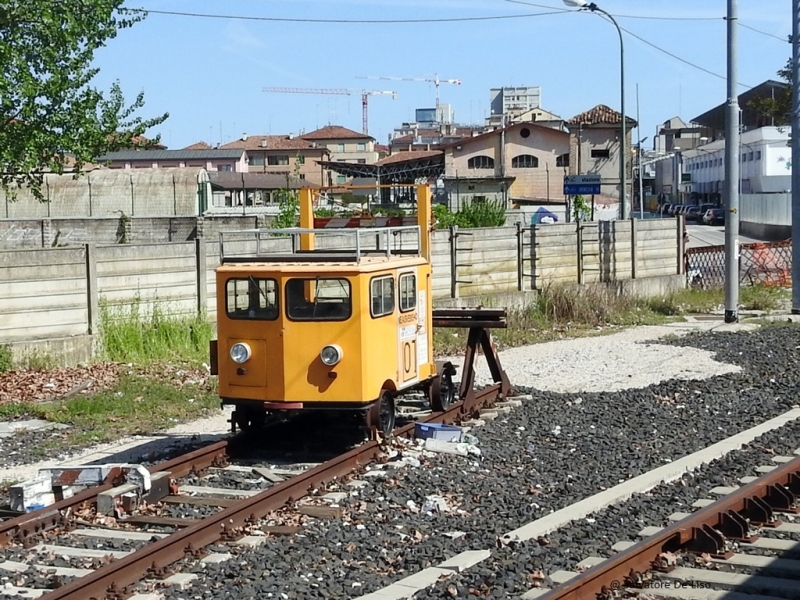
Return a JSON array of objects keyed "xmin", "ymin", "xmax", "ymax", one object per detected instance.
[{"xmin": 209, "ymin": 184, "xmax": 510, "ymax": 436}]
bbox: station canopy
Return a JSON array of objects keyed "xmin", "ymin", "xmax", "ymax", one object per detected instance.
[{"xmin": 318, "ymin": 150, "xmax": 444, "ymax": 184}]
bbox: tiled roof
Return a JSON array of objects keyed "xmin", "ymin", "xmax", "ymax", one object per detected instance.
[
  {"xmin": 301, "ymin": 125, "xmax": 373, "ymax": 141},
  {"xmin": 183, "ymin": 141, "xmax": 212, "ymax": 150},
  {"xmin": 208, "ymin": 171, "xmax": 317, "ymax": 190},
  {"xmin": 96, "ymin": 149, "xmax": 245, "ymax": 162},
  {"xmin": 377, "ymin": 150, "xmax": 443, "ymax": 166},
  {"xmin": 221, "ymin": 135, "xmax": 328, "ymax": 151},
  {"xmin": 567, "ymin": 105, "xmax": 637, "ymax": 127}
]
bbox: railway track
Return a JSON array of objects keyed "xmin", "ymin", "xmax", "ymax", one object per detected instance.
[
  {"xmin": 0, "ymin": 382, "xmax": 509, "ymax": 600},
  {"xmin": 531, "ymin": 454, "xmax": 800, "ymax": 600}
]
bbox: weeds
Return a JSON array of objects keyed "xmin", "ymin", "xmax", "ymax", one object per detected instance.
[
  {"xmin": 0, "ymin": 345, "xmax": 12, "ymax": 373},
  {"xmin": 99, "ymin": 298, "xmax": 213, "ymax": 364}
]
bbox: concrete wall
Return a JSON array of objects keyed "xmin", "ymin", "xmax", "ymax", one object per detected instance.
[
  {"xmin": 740, "ymin": 193, "xmax": 792, "ymax": 241},
  {"xmin": 0, "ymin": 219, "xmax": 682, "ymax": 362},
  {"xmin": 0, "ymin": 215, "xmax": 260, "ymax": 249}
]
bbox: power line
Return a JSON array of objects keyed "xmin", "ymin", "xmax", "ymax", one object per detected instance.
[
  {"xmin": 132, "ymin": 7, "xmax": 568, "ymax": 24},
  {"xmin": 738, "ymin": 22, "xmax": 789, "ymax": 43},
  {"xmin": 505, "ymin": 0, "xmax": 719, "ymax": 21}
]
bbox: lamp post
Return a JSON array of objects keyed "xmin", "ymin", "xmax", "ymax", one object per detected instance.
[{"xmin": 563, "ymin": 0, "xmax": 627, "ymax": 220}]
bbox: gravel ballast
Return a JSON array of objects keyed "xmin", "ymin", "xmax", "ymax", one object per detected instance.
[{"xmin": 156, "ymin": 322, "xmax": 800, "ymax": 599}]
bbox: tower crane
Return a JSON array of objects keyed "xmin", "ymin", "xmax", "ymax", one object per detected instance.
[
  {"xmin": 356, "ymin": 73, "xmax": 461, "ymax": 109},
  {"xmin": 262, "ymin": 87, "xmax": 396, "ymax": 136}
]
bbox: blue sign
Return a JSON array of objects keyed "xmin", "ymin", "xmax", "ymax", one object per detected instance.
[
  {"xmin": 564, "ymin": 184, "xmax": 601, "ymax": 195},
  {"xmin": 564, "ymin": 175, "xmax": 601, "ymax": 196}
]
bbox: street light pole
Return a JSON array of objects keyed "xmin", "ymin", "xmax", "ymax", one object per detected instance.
[
  {"xmin": 792, "ymin": 0, "xmax": 800, "ymax": 313},
  {"xmin": 563, "ymin": 0, "xmax": 627, "ymax": 220},
  {"xmin": 724, "ymin": 0, "xmax": 740, "ymax": 323}
]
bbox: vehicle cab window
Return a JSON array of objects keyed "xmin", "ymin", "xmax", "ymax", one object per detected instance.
[
  {"xmin": 226, "ymin": 278, "xmax": 278, "ymax": 320},
  {"xmin": 286, "ymin": 278, "xmax": 351, "ymax": 321},
  {"xmin": 370, "ymin": 276, "xmax": 395, "ymax": 318},
  {"xmin": 399, "ymin": 273, "xmax": 416, "ymax": 312}
]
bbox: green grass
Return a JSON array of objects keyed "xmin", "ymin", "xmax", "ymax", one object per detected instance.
[
  {"xmin": 99, "ymin": 298, "xmax": 214, "ymax": 364},
  {"xmin": 433, "ymin": 283, "xmax": 788, "ymax": 356},
  {"xmin": 0, "ymin": 345, "xmax": 11, "ymax": 373},
  {"xmin": 0, "ymin": 374, "xmax": 219, "ymax": 452}
]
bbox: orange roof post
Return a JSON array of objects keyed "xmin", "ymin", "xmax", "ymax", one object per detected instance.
[
  {"xmin": 416, "ymin": 184, "xmax": 432, "ymax": 263},
  {"xmin": 299, "ymin": 188, "xmax": 315, "ymax": 251}
]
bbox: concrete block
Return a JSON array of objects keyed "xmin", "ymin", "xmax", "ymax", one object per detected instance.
[
  {"xmin": 739, "ymin": 476, "xmax": 759, "ymax": 484},
  {"xmin": 510, "ymin": 394, "xmax": 534, "ymax": 401},
  {"xmin": 493, "ymin": 406, "xmax": 513, "ymax": 414},
  {"xmin": 201, "ymin": 553, "xmax": 232, "ymax": 564},
  {"xmin": 178, "ymin": 485, "xmax": 259, "ymax": 498},
  {"xmin": 97, "ymin": 483, "xmax": 139, "ymax": 516},
  {"xmin": 437, "ymin": 549, "xmax": 491, "ymax": 573},
  {"xmin": 495, "ymin": 399, "xmax": 523, "ymax": 408},
  {"xmin": 252, "ymin": 467, "xmax": 284, "ymax": 483},
  {"xmin": 521, "ymin": 589, "xmax": 551, "ymax": 599},
  {"xmin": 668, "ymin": 512, "xmax": 691, "ymax": 522},
  {"xmin": 345, "ymin": 480, "xmax": 369, "ymax": 489},
  {"xmin": 321, "ymin": 492, "xmax": 347, "ymax": 503},
  {"xmin": 692, "ymin": 498, "xmax": 715, "ymax": 508},
  {"xmin": 638, "ymin": 526, "xmax": 664, "ymax": 538},
  {"xmin": 549, "ymin": 570, "xmax": 578, "ymax": 584},
  {"xmin": 461, "ymin": 419, "xmax": 486, "ymax": 428},
  {"xmin": 231, "ymin": 535, "xmax": 266, "ymax": 548},
  {"xmin": 143, "ymin": 471, "xmax": 172, "ymax": 504},
  {"xmin": 611, "ymin": 541, "xmax": 635, "ymax": 552},
  {"xmin": 479, "ymin": 411, "xmax": 499, "ymax": 420},
  {"xmin": 163, "ymin": 573, "xmax": 197, "ymax": 590},
  {"xmin": 755, "ymin": 465, "xmax": 777, "ymax": 473},
  {"xmin": 0, "ymin": 585, "xmax": 47, "ymax": 598},
  {"xmin": 576, "ymin": 557, "xmax": 605, "ymax": 569},
  {"xmin": 33, "ymin": 544, "xmax": 130, "ymax": 560},
  {"xmin": 772, "ymin": 456, "xmax": 796, "ymax": 463},
  {"xmin": 710, "ymin": 486, "xmax": 739, "ymax": 495},
  {"xmin": 69, "ymin": 528, "xmax": 167, "ymax": 542}
]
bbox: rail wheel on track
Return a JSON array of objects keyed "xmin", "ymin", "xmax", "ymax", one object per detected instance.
[
  {"xmin": 430, "ymin": 365, "xmax": 456, "ymax": 412},
  {"xmin": 233, "ymin": 406, "xmax": 266, "ymax": 432},
  {"xmin": 366, "ymin": 390, "xmax": 395, "ymax": 437}
]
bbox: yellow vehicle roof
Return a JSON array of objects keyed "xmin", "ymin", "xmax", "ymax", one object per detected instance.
[{"xmin": 217, "ymin": 254, "xmax": 425, "ymax": 274}]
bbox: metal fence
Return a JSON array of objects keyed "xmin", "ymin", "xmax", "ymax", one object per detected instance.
[{"xmin": 685, "ymin": 241, "xmax": 792, "ymax": 287}]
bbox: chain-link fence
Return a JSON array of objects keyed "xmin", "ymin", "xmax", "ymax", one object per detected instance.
[{"xmin": 685, "ymin": 241, "xmax": 792, "ymax": 288}]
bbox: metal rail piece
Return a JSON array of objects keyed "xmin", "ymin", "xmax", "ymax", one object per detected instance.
[{"xmin": 537, "ymin": 456, "xmax": 800, "ymax": 600}]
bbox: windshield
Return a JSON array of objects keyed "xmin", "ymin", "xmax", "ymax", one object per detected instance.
[{"xmin": 286, "ymin": 278, "xmax": 352, "ymax": 321}]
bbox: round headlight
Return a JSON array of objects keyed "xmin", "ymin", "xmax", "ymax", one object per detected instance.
[
  {"xmin": 320, "ymin": 344, "xmax": 343, "ymax": 366},
  {"xmin": 230, "ymin": 342, "xmax": 251, "ymax": 364}
]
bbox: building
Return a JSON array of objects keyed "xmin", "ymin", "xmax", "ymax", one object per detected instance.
[
  {"xmin": 487, "ymin": 106, "xmax": 564, "ymax": 130},
  {"xmin": 566, "ymin": 105, "xmax": 637, "ymax": 203},
  {"xmin": 439, "ymin": 121, "xmax": 570, "ymax": 210},
  {"xmin": 682, "ymin": 127, "xmax": 791, "ymax": 202},
  {"xmin": 488, "ymin": 87, "xmax": 542, "ymax": 126},
  {"xmin": 299, "ymin": 126, "xmax": 378, "ymax": 184},
  {"xmin": 207, "ymin": 171, "xmax": 317, "ymax": 212},
  {"xmin": 95, "ymin": 149, "xmax": 247, "ymax": 172},
  {"xmin": 220, "ymin": 134, "xmax": 331, "ymax": 186}
]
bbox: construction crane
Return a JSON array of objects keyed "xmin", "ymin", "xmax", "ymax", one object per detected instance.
[
  {"xmin": 356, "ymin": 73, "xmax": 461, "ymax": 109},
  {"xmin": 262, "ymin": 87, "xmax": 396, "ymax": 136}
]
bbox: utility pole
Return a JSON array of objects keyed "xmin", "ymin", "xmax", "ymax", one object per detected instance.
[
  {"xmin": 724, "ymin": 0, "xmax": 740, "ymax": 323},
  {"xmin": 792, "ymin": 0, "xmax": 800, "ymax": 312}
]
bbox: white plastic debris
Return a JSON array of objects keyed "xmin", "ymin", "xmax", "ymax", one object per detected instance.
[
  {"xmin": 423, "ymin": 438, "xmax": 481, "ymax": 457},
  {"xmin": 421, "ymin": 495, "xmax": 450, "ymax": 514}
]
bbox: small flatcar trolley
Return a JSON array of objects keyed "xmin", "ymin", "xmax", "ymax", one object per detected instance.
[{"xmin": 208, "ymin": 184, "xmax": 511, "ymax": 436}]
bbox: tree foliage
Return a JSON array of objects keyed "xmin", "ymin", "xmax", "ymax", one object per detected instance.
[
  {"xmin": 750, "ymin": 55, "xmax": 792, "ymax": 126},
  {"xmin": 0, "ymin": 1, "xmax": 168, "ymax": 197}
]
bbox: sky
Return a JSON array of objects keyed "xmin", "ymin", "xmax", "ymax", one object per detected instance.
[{"xmin": 92, "ymin": 0, "xmax": 792, "ymax": 150}]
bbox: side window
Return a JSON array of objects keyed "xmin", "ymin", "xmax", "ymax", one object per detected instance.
[
  {"xmin": 399, "ymin": 273, "xmax": 416, "ymax": 312},
  {"xmin": 226, "ymin": 278, "xmax": 279, "ymax": 320},
  {"xmin": 370, "ymin": 276, "xmax": 395, "ymax": 318}
]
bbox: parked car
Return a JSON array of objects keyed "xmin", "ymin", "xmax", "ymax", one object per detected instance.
[
  {"xmin": 698, "ymin": 203, "xmax": 715, "ymax": 218},
  {"xmin": 702, "ymin": 208, "xmax": 725, "ymax": 225},
  {"xmin": 684, "ymin": 206, "xmax": 701, "ymax": 221}
]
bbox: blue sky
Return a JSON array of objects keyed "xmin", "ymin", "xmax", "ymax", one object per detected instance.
[{"xmin": 94, "ymin": 1, "xmax": 791, "ymax": 150}]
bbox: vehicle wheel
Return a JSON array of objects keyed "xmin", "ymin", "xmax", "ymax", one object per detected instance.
[
  {"xmin": 366, "ymin": 391, "xmax": 396, "ymax": 437},
  {"xmin": 233, "ymin": 407, "xmax": 266, "ymax": 432},
  {"xmin": 430, "ymin": 369, "xmax": 456, "ymax": 412}
]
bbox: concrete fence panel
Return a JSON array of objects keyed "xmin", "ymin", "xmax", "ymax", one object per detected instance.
[{"xmin": 0, "ymin": 247, "xmax": 88, "ymax": 341}]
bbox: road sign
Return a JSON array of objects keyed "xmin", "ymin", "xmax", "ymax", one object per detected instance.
[{"xmin": 564, "ymin": 174, "xmax": 601, "ymax": 196}]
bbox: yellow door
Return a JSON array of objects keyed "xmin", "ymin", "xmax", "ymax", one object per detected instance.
[{"xmin": 398, "ymin": 269, "xmax": 419, "ymax": 385}]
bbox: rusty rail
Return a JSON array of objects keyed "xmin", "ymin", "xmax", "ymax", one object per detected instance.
[
  {"xmin": 0, "ymin": 441, "xmax": 231, "ymax": 549},
  {"xmin": 537, "ymin": 456, "xmax": 800, "ymax": 600},
  {"xmin": 39, "ymin": 384, "xmax": 503, "ymax": 600}
]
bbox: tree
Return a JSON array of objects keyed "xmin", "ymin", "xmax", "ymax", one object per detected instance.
[
  {"xmin": 0, "ymin": 1, "xmax": 168, "ymax": 197},
  {"xmin": 750, "ymin": 55, "xmax": 792, "ymax": 126}
]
